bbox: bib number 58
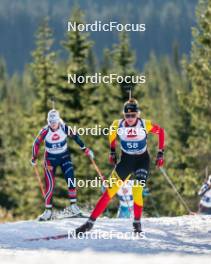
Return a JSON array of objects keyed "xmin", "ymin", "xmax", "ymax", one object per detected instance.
[{"xmin": 127, "ymin": 142, "xmax": 139, "ymax": 149}]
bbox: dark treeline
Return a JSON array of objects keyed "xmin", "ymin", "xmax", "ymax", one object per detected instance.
[
  {"xmin": 0, "ymin": 0, "xmax": 210, "ymax": 221},
  {"xmin": 0, "ymin": 0, "xmax": 197, "ymax": 74}
]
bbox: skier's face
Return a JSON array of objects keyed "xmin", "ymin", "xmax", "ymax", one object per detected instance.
[
  {"xmin": 50, "ymin": 122, "xmax": 59, "ymax": 130},
  {"xmin": 124, "ymin": 112, "xmax": 138, "ymax": 126}
]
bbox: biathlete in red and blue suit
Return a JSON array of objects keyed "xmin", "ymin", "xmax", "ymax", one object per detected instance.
[{"xmin": 31, "ymin": 109, "xmax": 94, "ymax": 221}]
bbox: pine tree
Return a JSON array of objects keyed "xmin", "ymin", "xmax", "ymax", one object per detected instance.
[
  {"xmin": 177, "ymin": 0, "xmax": 211, "ymax": 210},
  {"xmin": 23, "ymin": 17, "xmax": 58, "ymax": 216},
  {"xmin": 0, "ymin": 58, "xmax": 7, "ymax": 101},
  {"xmin": 0, "ymin": 58, "xmax": 7, "ymax": 170},
  {"xmin": 0, "ymin": 68, "xmax": 41, "ymax": 220},
  {"xmin": 54, "ymin": 7, "xmax": 103, "ymax": 209},
  {"xmin": 0, "ymin": 59, "xmax": 8, "ymax": 214},
  {"xmin": 57, "ymin": 7, "xmax": 92, "ymax": 122},
  {"xmin": 31, "ymin": 17, "xmax": 57, "ymax": 124},
  {"xmin": 142, "ymin": 52, "xmax": 191, "ymax": 216},
  {"xmin": 112, "ymin": 32, "xmax": 136, "ymax": 101},
  {"xmin": 186, "ymin": 0, "xmax": 211, "ymax": 168}
]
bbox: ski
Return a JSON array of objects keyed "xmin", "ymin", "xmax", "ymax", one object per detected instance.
[
  {"xmin": 25, "ymin": 230, "xmax": 146, "ymax": 241},
  {"xmin": 37, "ymin": 210, "xmax": 89, "ymax": 221},
  {"xmin": 25, "ymin": 232, "xmax": 71, "ymax": 241},
  {"xmin": 50, "ymin": 212, "xmax": 89, "ymax": 221}
]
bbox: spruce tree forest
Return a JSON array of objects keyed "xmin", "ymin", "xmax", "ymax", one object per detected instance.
[{"xmin": 0, "ymin": 0, "xmax": 210, "ymax": 221}]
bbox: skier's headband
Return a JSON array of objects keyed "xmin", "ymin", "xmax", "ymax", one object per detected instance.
[
  {"xmin": 123, "ymin": 99, "xmax": 140, "ymax": 114},
  {"xmin": 124, "ymin": 104, "xmax": 139, "ymax": 113}
]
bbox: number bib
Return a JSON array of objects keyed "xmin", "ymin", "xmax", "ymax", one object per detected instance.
[
  {"xmin": 118, "ymin": 119, "xmax": 147, "ymax": 154},
  {"xmin": 45, "ymin": 126, "xmax": 68, "ymax": 154}
]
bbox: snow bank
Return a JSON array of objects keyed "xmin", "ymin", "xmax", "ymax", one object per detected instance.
[{"xmin": 1, "ymin": 249, "xmax": 211, "ymax": 264}]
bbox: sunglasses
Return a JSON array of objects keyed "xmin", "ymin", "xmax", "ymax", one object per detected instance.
[
  {"xmin": 50, "ymin": 121, "xmax": 59, "ymax": 125},
  {"xmin": 125, "ymin": 113, "xmax": 137, "ymax": 119}
]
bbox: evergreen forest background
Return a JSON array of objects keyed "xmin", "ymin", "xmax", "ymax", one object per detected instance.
[{"xmin": 0, "ymin": 0, "xmax": 210, "ymax": 221}]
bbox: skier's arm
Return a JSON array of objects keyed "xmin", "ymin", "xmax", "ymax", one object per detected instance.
[
  {"xmin": 109, "ymin": 120, "xmax": 119, "ymax": 152},
  {"xmin": 108, "ymin": 120, "xmax": 119, "ymax": 164},
  {"xmin": 198, "ymin": 183, "xmax": 210, "ymax": 196},
  {"xmin": 64, "ymin": 124, "xmax": 86, "ymax": 149},
  {"xmin": 32, "ymin": 127, "xmax": 48, "ymax": 161},
  {"xmin": 145, "ymin": 120, "xmax": 165, "ymax": 151},
  {"xmin": 145, "ymin": 120, "xmax": 165, "ymax": 167}
]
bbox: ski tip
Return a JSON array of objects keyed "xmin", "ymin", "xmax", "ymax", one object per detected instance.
[
  {"xmin": 24, "ymin": 237, "xmax": 42, "ymax": 242},
  {"xmin": 24, "ymin": 233, "xmax": 69, "ymax": 242}
]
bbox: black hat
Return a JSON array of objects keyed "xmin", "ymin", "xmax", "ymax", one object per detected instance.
[{"xmin": 123, "ymin": 99, "xmax": 139, "ymax": 113}]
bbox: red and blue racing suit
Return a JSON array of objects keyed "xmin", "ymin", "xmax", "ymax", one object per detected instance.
[{"xmin": 32, "ymin": 122, "xmax": 86, "ymax": 208}]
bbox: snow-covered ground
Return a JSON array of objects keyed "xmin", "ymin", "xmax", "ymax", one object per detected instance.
[{"xmin": 0, "ymin": 215, "xmax": 211, "ymax": 264}]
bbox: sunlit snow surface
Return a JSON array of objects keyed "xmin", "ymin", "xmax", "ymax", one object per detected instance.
[{"xmin": 0, "ymin": 216, "xmax": 211, "ymax": 263}]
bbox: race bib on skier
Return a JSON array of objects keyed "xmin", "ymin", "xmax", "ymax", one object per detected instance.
[
  {"xmin": 118, "ymin": 119, "xmax": 147, "ymax": 154},
  {"xmin": 45, "ymin": 126, "xmax": 68, "ymax": 154}
]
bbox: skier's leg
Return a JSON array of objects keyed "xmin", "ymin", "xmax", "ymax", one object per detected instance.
[
  {"xmin": 75, "ymin": 170, "xmax": 125, "ymax": 234},
  {"xmin": 61, "ymin": 155, "xmax": 76, "ymax": 204},
  {"xmin": 75, "ymin": 153, "xmax": 132, "ymax": 234},
  {"xmin": 90, "ymin": 170, "xmax": 124, "ymax": 219},
  {"xmin": 38, "ymin": 159, "xmax": 55, "ymax": 221},
  {"xmin": 60, "ymin": 154, "xmax": 82, "ymax": 216},
  {"xmin": 44, "ymin": 159, "xmax": 56, "ymax": 208},
  {"xmin": 132, "ymin": 172, "xmax": 146, "ymax": 232},
  {"xmin": 132, "ymin": 151, "xmax": 150, "ymax": 232},
  {"xmin": 132, "ymin": 182, "xmax": 144, "ymax": 221}
]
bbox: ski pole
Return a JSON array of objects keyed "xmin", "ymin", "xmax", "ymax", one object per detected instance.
[
  {"xmin": 33, "ymin": 164, "xmax": 45, "ymax": 198},
  {"xmin": 160, "ymin": 167, "xmax": 192, "ymax": 214},
  {"xmin": 89, "ymin": 158, "xmax": 106, "ymax": 182}
]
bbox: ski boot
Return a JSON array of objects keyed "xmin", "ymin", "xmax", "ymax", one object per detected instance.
[
  {"xmin": 133, "ymin": 220, "xmax": 142, "ymax": 234},
  {"xmin": 69, "ymin": 203, "xmax": 81, "ymax": 216},
  {"xmin": 38, "ymin": 208, "xmax": 52, "ymax": 221},
  {"xmin": 75, "ymin": 218, "xmax": 95, "ymax": 236},
  {"xmin": 57, "ymin": 203, "xmax": 82, "ymax": 219}
]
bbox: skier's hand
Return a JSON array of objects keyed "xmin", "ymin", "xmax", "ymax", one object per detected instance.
[
  {"xmin": 109, "ymin": 151, "xmax": 117, "ymax": 165},
  {"xmin": 31, "ymin": 158, "xmax": 37, "ymax": 166},
  {"xmin": 84, "ymin": 148, "xmax": 95, "ymax": 159},
  {"xmin": 156, "ymin": 150, "xmax": 164, "ymax": 168}
]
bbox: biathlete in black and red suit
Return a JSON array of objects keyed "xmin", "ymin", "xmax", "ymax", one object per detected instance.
[{"xmin": 75, "ymin": 98, "xmax": 165, "ymax": 234}]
